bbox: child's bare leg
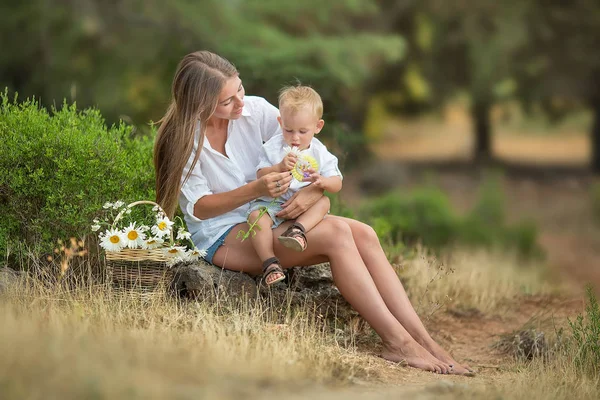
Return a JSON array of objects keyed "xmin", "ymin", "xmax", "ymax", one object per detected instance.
[
  {"xmin": 279, "ymin": 196, "xmax": 330, "ymax": 251},
  {"xmin": 295, "ymin": 196, "xmax": 331, "ymax": 232},
  {"xmin": 248, "ymin": 210, "xmax": 283, "ymax": 284}
]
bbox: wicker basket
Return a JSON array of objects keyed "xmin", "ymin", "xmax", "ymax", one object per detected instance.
[{"xmin": 105, "ymin": 201, "xmax": 173, "ymax": 290}]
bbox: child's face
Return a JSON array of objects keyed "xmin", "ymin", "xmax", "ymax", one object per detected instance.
[{"xmin": 278, "ymin": 106, "xmax": 324, "ymax": 151}]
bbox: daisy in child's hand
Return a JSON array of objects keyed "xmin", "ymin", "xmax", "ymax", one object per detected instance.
[{"xmin": 278, "ymin": 152, "xmax": 298, "ymax": 172}]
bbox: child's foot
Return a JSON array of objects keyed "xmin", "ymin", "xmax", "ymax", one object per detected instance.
[
  {"xmin": 278, "ymin": 222, "xmax": 307, "ymax": 252},
  {"xmin": 262, "ymin": 257, "xmax": 286, "ymax": 285}
]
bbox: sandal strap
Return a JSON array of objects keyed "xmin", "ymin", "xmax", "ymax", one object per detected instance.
[
  {"xmin": 292, "ymin": 222, "xmax": 306, "ymax": 233},
  {"xmin": 282, "ymin": 224, "xmax": 307, "ymax": 245},
  {"xmin": 262, "ymin": 256, "xmax": 281, "ymax": 273}
]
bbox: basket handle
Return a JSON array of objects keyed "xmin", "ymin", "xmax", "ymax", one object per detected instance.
[{"xmin": 111, "ymin": 201, "xmax": 174, "ymax": 242}]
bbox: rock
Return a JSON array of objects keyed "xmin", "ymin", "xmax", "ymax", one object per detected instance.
[
  {"xmin": 170, "ymin": 261, "xmax": 360, "ymax": 325},
  {"xmin": 259, "ymin": 263, "xmax": 359, "ymax": 323},
  {"xmin": 170, "ymin": 260, "xmax": 258, "ymax": 301}
]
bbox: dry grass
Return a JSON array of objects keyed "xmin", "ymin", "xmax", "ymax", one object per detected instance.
[
  {"xmin": 0, "ymin": 247, "xmax": 596, "ymax": 400},
  {"xmin": 396, "ymin": 247, "xmax": 556, "ymax": 315},
  {"xmin": 0, "ymin": 277, "xmax": 369, "ymax": 400}
]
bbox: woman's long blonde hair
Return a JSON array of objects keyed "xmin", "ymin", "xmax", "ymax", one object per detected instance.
[{"xmin": 154, "ymin": 51, "xmax": 238, "ymax": 218}]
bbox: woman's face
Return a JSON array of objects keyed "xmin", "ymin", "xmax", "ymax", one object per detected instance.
[{"xmin": 212, "ymin": 76, "xmax": 245, "ymax": 120}]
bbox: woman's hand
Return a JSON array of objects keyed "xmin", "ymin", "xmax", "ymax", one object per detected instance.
[
  {"xmin": 276, "ymin": 184, "xmax": 324, "ymax": 219},
  {"xmin": 258, "ymin": 171, "xmax": 293, "ymax": 198}
]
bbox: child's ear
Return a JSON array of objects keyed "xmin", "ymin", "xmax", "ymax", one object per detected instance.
[
  {"xmin": 277, "ymin": 116, "xmax": 283, "ymax": 128},
  {"xmin": 315, "ymin": 119, "xmax": 325, "ymax": 134}
]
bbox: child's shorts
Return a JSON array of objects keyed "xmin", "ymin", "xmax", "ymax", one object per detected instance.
[{"xmin": 247, "ymin": 199, "xmax": 286, "ymax": 229}]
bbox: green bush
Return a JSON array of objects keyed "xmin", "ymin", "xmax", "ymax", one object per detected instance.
[
  {"xmin": 325, "ymin": 192, "xmax": 356, "ymax": 219},
  {"xmin": 0, "ymin": 91, "xmax": 155, "ymax": 263},
  {"xmin": 360, "ymin": 179, "xmax": 541, "ymax": 256},
  {"xmin": 569, "ymin": 285, "xmax": 600, "ymax": 378},
  {"xmin": 458, "ymin": 173, "xmax": 540, "ymax": 257},
  {"xmin": 361, "ymin": 187, "xmax": 459, "ymax": 249}
]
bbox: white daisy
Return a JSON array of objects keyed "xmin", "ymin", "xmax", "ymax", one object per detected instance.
[
  {"xmin": 152, "ymin": 216, "xmax": 174, "ymax": 238},
  {"xmin": 164, "ymin": 245, "xmax": 188, "ymax": 266},
  {"xmin": 283, "ymin": 145, "xmax": 303, "ymax": 157},
  {"xmin": 164, "ymin": 245, "xmax": 187, "ymax": 258},
  {"xmin": 91, "ymin": 224, "xmax": 101, "ymax": 232},
  {"xmin": 123, "ymin": 222, "xmax": 146, "ymax": 249},
  {"xmin": 177, "ymin": 228, "xmax": 192, "ymax": 241},
  {"xmin": 113, "ymin": 200, "xmax": 125, "ymax": 209},
  {"xmin": 103, "ymin": 202, "xmax": 113, "ymax": 209},
  {"xmin": 187, "ymin": 247, "xmax": 207, "ymax": 261},
  {"xmin": 99, "ymin": 229, "xmax": 126, "ymax": 252},
  {"xmin": 141, "ymin": 237, "xmax": 164, "ymax": 250}
]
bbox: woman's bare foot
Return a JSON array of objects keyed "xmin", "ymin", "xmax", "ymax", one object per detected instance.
[
  {"xmin": 381, "ymin": 340, "xmax": 453, "ymax": 374},
  {"xmin": 423, "ymin": 340, "xmax": 475, "ymax": 376}
]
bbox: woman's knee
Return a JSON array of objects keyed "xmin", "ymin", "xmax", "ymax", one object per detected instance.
[
  {"xmin": 353, "ymin": 221, "xmax": 379, "ymax": 245},
  {"xmin": 318, "ymin": 218, "xmax": 354, "ymax": 248}
]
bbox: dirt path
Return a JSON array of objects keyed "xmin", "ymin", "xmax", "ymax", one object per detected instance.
[{"xmin": 349, "ymin": 294, "xmax": 584, "ymax": 389}]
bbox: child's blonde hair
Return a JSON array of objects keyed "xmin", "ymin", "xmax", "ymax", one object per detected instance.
[{"xmin": 278, "ymin": 85, "xmax": 323, "ymax": 119}]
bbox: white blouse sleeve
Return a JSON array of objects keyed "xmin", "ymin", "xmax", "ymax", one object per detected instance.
[
  {"xmin": 318, "ymin": 147, "xmax": 343, "ymax": 179},
  {"xmin": 258, "ymin": 97, "xmax": 281, "ymax": 142},
  {"xmin": 180, "ymin": 145, "xmax": 213, "ymax": 221}
]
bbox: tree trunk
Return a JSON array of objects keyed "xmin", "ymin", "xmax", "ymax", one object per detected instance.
[
  {"xmin": 472, "ymin": 100, "xmax": 492, "ymax": 161},
  {"xmin": 592, "ymin": 99, "xmax": 600, "ymax": 174}
]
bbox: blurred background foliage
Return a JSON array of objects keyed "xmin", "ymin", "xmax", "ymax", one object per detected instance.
[
  {"xmin": 1, "ymin": 0, "xmax": 599, "ymax": 168},
  {"xmin": 1, "ymin": 0, "xmax": 600, "ymax": 266}
]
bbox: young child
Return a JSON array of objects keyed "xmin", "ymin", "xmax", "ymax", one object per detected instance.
[{"xmin": 247, "ymin": 85, "xmax": 343, "ymax": 285}]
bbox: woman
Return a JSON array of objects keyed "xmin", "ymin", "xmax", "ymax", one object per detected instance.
[{"xmin": 154, "ymin": 51, "xmax": 473, "ymax": 375}]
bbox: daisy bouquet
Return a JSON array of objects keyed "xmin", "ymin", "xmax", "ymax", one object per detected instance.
[{"xmin": 92, "ymin": 200, "xmax": 206, "ymax": 266}]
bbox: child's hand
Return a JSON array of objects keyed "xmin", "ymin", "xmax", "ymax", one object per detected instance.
[
  {"xmin": 302, "ymin": 168, "xmax": 324, "ymax": 188},
  {"xmin": 278, "ymin": 153, "xmax": 298, "ymax": 172}
]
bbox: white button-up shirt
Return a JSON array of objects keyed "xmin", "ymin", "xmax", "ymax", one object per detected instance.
[{"xmin": 179, "ymin": 96, "xmax": 281, "ymax": 251}]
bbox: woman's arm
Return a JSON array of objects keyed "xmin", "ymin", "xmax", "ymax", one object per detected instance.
[{"xmin": 193, "ymin": 171, "xmax": 293, "ymax": 219}]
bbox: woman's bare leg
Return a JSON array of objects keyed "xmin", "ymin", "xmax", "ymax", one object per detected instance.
[
  {"xmin": 212, "ymin": 219, "xmax": 452, "ymax": 374},
  {"xmin": 247, "ymin": 210, "xmax": 283, "ymax": 284},
  {"xmin": 328, "ymin": 216, "xmax": 473, "ymax": 374}
]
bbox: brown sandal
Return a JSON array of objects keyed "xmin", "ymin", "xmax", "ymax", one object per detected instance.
[
  {"xmin": 278, "ymin": 222, "xmax": 307, "ymax": 252},
  {"xmin": 262, "ymin": 257, "xmax": 286, "ymax": 285}
]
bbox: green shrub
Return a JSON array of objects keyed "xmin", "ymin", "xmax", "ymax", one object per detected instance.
[
  {"xmin": 360, "ymin": 177, "xmax": 541, "ymax": 256},
  {"xmin": 569, "ymin": 285, "xmax": 600, "ymax": 378},
  {"xmin": 361, "ymin": 187, "xmax": 459, "ymax": 249},
  {"xmin": 457, "ymin": 173, "xmax": 541, "ymax": 257},
  {"xmin": 0, "ymin": 91, "xmax": 155, "ymax": 263},
  {"xmin": 325, "ymin": 192, "xmax": 356, "ymax": 219}
]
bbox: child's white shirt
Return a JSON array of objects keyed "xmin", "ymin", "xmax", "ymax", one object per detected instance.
[{"xmin": 255, "ymin": 133, "xmax": 343, "ymax": 202}]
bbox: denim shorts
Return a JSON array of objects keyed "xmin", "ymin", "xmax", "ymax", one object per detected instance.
[
  {"xmin": 247, "ymin": 199, "xmax": 285, "ymax": 229},
  {"xmin": 203, "ymin": 225, "xmax": 235, "ymax": 265}
]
